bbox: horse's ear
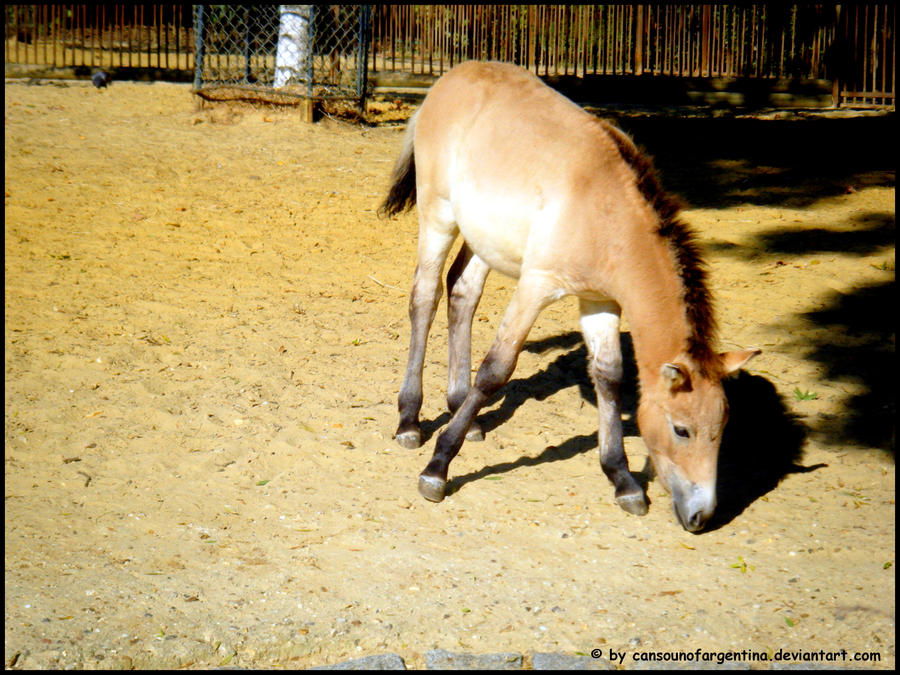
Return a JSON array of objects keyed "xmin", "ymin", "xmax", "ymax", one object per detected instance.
[
  {"xmin": 719, "ymin": 348, "xmax": 761, "ymax": 376},
  {"xmin": 661, "ymin": 362, "xmax": 691, "ymax": 392}
]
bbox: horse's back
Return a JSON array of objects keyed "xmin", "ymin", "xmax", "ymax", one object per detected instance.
[
  {"xmin": 415, "ymin": 61, "xmax": 597, "ymax": 189},
  {"xmin": 413, "ymin": 61, "xmax": 638, "ymax": 285}
]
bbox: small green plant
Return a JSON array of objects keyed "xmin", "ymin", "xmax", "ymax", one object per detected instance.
[
  {"xmin": 793, "ymin": 388, "xmax": 818, "ymax": 401},
  {"xmin": 730, "ymin": 556, "xmax": 754, "ymax": 573}
]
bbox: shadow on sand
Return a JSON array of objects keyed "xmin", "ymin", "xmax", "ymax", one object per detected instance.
[{"xmin": 608, "ymin": 113, "xmax": 895, "ymax": 210}]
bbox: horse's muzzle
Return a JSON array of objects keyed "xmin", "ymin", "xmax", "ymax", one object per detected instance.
[{"xmin": 670, "ymin": 475, "xmax": 716, "ymax": 532}]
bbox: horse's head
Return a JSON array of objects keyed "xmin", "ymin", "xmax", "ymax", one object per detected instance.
[{"xmin": 638, "ymin": 349, "xmax": 760, "ymax": 532}]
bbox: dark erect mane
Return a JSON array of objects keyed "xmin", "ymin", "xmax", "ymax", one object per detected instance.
[{"xmin": 600, "ymin": 120, "xmax": 720, "ymax": 375}]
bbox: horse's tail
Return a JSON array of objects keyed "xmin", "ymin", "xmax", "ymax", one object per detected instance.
[{"xmin": 379, "ymin": 108, "xmax": 419, "ymax": 217}]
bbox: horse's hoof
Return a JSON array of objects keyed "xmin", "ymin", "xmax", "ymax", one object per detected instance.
[
  {"xmin": 465, "ymin": 423, "xmax": 484, "ymax": 442},
  {"xmin": 418, "ymin": 474, "xmax": 446, "ymax": 502},
  {"xmin": 395, "ymin": 428, "xmax": 422, "ymax": 449},
  {"xmin": 616, "ymin": 492, "xmax": 649, "ymax": 516}
]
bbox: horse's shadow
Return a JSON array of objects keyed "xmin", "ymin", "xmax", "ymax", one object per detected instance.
[
  {"xmin": 418, "ymin": 331, "xmax": 818, "ymax": 529},
  {"xmin": 707, "ymin": 370, "xmax": 822, "ymax": 530}
]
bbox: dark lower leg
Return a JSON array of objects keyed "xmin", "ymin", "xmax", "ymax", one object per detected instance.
[
  {"xmin": 396, "ymin": 261, "xmax": 444, "ymax": 448},
  {"xmin": 580, "ymin": 300, "xmax": 646, "ymax": 516},
  {"xmin": 594, "ymin": 378, "xmax": 647, "ymax": 516},
  {"xmin": 418, "ymin": 352, "xmax": 505, "ymax": 500},
  {"xmin": 446, "ymin": 246, "xmax": 488, "ymax": 442},
  {"xmin": 418, "ymin": 278, "xmax": 555, "ymax": 501}
]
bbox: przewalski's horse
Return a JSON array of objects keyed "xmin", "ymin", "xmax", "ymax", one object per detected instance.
[{"xmin": 380, "ymin": 61, "xmax": 759, "ymax": 532}]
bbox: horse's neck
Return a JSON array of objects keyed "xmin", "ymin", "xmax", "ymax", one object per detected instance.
[{"xmin": 614, "ymin": 232, "xmax": 694, "ymax": 380}]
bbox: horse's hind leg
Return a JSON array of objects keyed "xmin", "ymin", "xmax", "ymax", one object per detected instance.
[
  {"xmin": 579, "ymin": 299, "xmax": 648, "ymax": 516},
  {"xmin": 446, "ymin": 244, "xmax": 490, "ymax": 442},
  {"xmin": 395, "ymin": 223, "xmax": 457, "ymax": 449},
  {"xmin": 419, "ymin": 275, "xmax": 558, "ymax": 502}
]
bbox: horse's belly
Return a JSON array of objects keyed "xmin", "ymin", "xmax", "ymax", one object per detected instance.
[
  {"xmin": 456, "ymin": 214, "xmax": 529, "ymax": 279},
  {"xmin": 452, "ymin": 186, "xmax": 536, "ymax": 279}
]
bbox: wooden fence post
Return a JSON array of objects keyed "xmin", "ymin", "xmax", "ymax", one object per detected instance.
[{"xmin": 635, "ymin": 4, "xmax": 644, "ymax": 75}]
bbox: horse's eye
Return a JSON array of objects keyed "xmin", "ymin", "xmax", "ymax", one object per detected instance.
[{"xmin": 673, "ymin": 424, "xmax": 690, "ymax": 439}]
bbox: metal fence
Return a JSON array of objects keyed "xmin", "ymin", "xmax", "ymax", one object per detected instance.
[
  {"xmin": 371, "ymin": 6, "xmax": 840, "ymax": 79},
  {"xmin": 4, "ymin": 4, "xmax": 895, "ymax": 109},
  {"xmin": 192, "ymin": 5, "xmax": 370, "ymax": 103},
  {"xmin": 4, "ymin": 4, "xmax": 194, "ymax": 73},
  {"xmin": 836, "ymin": 3, "xmax": 895, "ymax": 107},
  {"xmin": 370, "ymin": 4, "xmax": 895, "ymax": 108}
]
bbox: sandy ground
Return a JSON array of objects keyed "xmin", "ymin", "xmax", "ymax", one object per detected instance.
[{"xmin": 4, "ymin": 80, "xmax": 895, "ymax": 670}]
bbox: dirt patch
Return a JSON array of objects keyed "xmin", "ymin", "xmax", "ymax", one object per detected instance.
[{"xmin": 4, "ymin": 80, "xmax": 894, "ymax": 670}]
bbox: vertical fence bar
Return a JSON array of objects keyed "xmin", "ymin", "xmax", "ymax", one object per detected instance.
[
  {"xmin": 152, "ymin": 4, "xmax": 157, "ymax": 69},
  {"xmin": 833, "ymin": 4, "xmax": 842, "ymax": 106},
  {"xmin": 634, "ymin": 4, "xmax": 643, "ymax": 75},
  {"xmin": 59, "ymin": 4, "xmax": 65, "ymax": 68},
  {"xmin": 759, "ymin": 5, "xmax": 766, "ymax": 77},
  {"xmin": 552, "ymin": 4, "xmax": 559, "ymax": 75},
  {"xmin": 163, "ymin": 5, "xmax": 168, "ymax": 71},
  {"xmin": 242, "ymin": 6, "xmax": 250, "ymax": 83},
  {"xmin": 101, "ymin": 4, "xmax": 107, "ymax": 69},
  {"xmin": 356, "ymin": 4, "xmax": 370, "ymax": 107},
  {"xmin": 127, "ymin": 4, "xmax": 132, "ymax": 68},
  {"xmin": 60, "ymin": 5, "xmax": 67, "ymax": 68},
  {"xmin": 705, "ymin": 5, "xmax": 711, "ymax": 76},
  {"xmin": 61, "ymin": 3, "xmax": 67, "ymax": 68},
  {"xmin": 193, "ymin": 4, "xmax": 205, "ymax": 90},
  {"xmin": 850, "ymin": 4, "xmax": 859, "ymax": 103},
  {"xmin": 387, "ymin": 6, "xmax": 397, "ymax": 70},
  {"xmin": 22, "ymin": 5, "xmax": 28, "ymax": 66},
  {"xmin": 41, "ymin": 4, "xmax": 46, "ymax": 66},
  {"xmin": 369, "ymin": 5, "xmax": 376, "ymax": 72},
  {"xmin": 26, "ymin": 5, "xmax": 32, "ymax": 66},
  {"xmin": 119, "ymin": 4, "xmax": 125, "ymax": 69},
  {"xmin": 146, "ymin": 4, "xmax": 151, "ymax": 69},
  {"xmin": 24, "ymin": 5, "xmax": 30, "ymax": 66},
  {"xmin": 527, "ymin": 4, "xmax": 535, "ymax": 74},
  {"xmin": 31, "ymin": 4, "xmax": 37, "ymax": 67},
  {"xmin": 49, "ymin": 4, "xmax": 54, "ymax": 67},
  {"xmin": 174, "ymin": 4, "xmax": 180, "ymax": 71},
  {"xmin": 880, "ymin": 4, "xmax": 888, "ymax": 104},
  {"xmin": 114, "ymin": 4, "xmax": 120, "ymax": 69},
  {"xmin": 557, "ymin": 4, "xmax": 564, "ymax": 76},
  {"xmin": 863, "ymin": 4, "xmax": 870, "ymax": 105},
  {"xmin": 7, "ymin": 6, "xmax": 12, "ymax": 66},
  {"xmin": 403, "ymin": 2, "xmax": 409, "ymax": 73},
  {"xmin": 156, "ymin": 4, "xmax": 161, "ymax": 69},
  {"xmin": 674, "ymin": 5, "xmax": 681, "ymax": 76},
  {"xmin": 61, "ymin": 4, "xmax": 67, "ymax": 68},
  {"xmin": 89, "ymin": 4, "xmax": 95, "ymax": 69}
]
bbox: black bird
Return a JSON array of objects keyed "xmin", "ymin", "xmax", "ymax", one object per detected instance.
[{"xmin": 92, "ymin": 71, "xmax": 111, "ymax": 89}]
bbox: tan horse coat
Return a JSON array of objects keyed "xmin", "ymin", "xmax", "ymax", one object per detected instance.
[{"xmin": 382, "ymin": 61, "xmax": 758, "ymax": 531}]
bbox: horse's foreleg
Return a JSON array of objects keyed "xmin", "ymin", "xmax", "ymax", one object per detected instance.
[
  {"xmin": 446, "ymin": 245, "xmax": 490, "ymax": 442},
  {"xmin": 579, "ymin": 299, "xmax": 648, "ymax": 516},
  {"xmin": 395, "ymin": 226, "xmax": 457, "ymax": 449},
  {"xmin": 418, "ymin": 276, "xmax": 557, "ymax": 502}
]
